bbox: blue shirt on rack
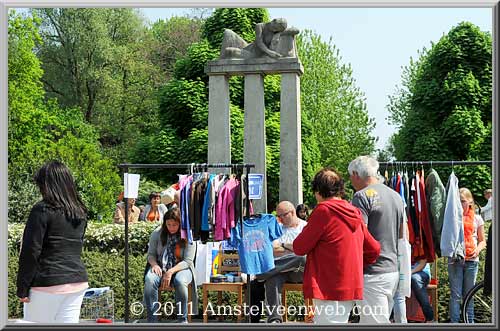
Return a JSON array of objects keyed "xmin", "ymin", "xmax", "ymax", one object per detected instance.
[{"xmin": 230, "ymin": 214, "xmax": 282, "ymax": 275}]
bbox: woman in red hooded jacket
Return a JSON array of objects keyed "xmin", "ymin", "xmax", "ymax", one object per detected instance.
[{"xmin": 293, "ymin": 167, "xmax": 381, "ymax": 324}]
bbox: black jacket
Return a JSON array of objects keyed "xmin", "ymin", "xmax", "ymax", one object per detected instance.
[{"xmin": 16, "ymin": 201, "xmax": 88, "ymax": 298}]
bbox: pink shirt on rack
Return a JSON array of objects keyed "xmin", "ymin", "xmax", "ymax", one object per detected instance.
[{"xmin": 215, "ymin": 178, "xmax": 238, "ymax": 240}]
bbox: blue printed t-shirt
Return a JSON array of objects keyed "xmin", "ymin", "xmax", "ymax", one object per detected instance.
[{"xmin": 230, "ymin": 214, "xmax": 282, "ymax": 275}]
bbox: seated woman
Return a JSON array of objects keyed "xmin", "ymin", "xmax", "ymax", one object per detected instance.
[
  {"xmin": 141, "ymin": 192, "xmax": 168, "ymax": 222},
  {"xmin": 295, "ymin": 203, "xmax": 309, "ymax": 221},
  {"xmin": 143, "ymin": 208, "xmax": 198, "ymax": 323},
  {"xmin": 410, "ymin": 259, "xmax": 434, "ymax": 322}
]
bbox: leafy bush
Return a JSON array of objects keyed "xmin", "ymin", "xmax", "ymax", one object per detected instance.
[
  {"xmin": 8, "ymin": 249, "xmax": 270, "ymax": 321},
  {"xmin": 8, "ymin": 221, "xmax": 160, "ymax": 254},
  {"xmin": 8, "ymin": 249, "xmax": 148, "ymax": 320},
  {"xmin": 8, "ymin": 12, "xmax": 122, "ymax": 223},
  {"xmin": 7, "ymin": 174, "xmax": 40, "ymax": 225}
]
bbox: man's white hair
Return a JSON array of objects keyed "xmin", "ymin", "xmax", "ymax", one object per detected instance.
[{"xmin": 348, "ymin": 155, "xmax": 379, "ymax": 179}]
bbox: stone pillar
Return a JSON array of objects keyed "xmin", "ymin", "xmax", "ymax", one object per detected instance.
[
  {"xmin": 207, "ymin": 74, "xmax": 231, "ymax": 165},
  {"xmin": 280, "ymin": 73, "xmax": 303, "ymax": 206},
  {"xmin": 244, "ymin": 74, "xmax": 267, "ymax": 213}
]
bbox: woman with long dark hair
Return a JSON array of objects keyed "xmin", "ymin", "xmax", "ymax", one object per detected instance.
[
  {"xmin": 17, "ymin": 161, "xmax": 89, "ymax": 323},
  {"xmin": 144, "ymin": 208, "xmax": 198, "ymax": 323}
]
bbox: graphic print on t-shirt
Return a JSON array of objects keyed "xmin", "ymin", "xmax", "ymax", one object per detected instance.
[
  {"xmin": 230, "ymin": 214, "xmax": 282, "ymax": 275},
  {"xmin": 243, "ymin": 229, "xmax": 266, "ymax": 252}
]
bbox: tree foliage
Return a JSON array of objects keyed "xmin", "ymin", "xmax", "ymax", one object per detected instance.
[
  {"xmin": 149, "ymin": 15, "xmax": 204, "ymax": 80},
  {"xmin": 201, "ymin": 8, "xmax": 269, "ymax": 49},
  {"xmin": 297, "ymin": 30, "xmax": 376, "ymax": 184},
  {"xmin": 131, "ymin": 8, "xmax": 377, "ymax": 207},
  {"xmin": 131, "ymin": 8, "xmax": 304, "ymax": 208},
  {"xmin": 8, "ymin": 11, "xmax": 121, "ymax": 222},
  {"xmin": 32, "ymin": 8, "xmax": 163, "ymax": 161},
  {"xmin": 387, "ymin": 22, "xmax": 492, "ymax": 200}
]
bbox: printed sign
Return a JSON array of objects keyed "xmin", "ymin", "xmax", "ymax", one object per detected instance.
[
  {"xmin": 248, "ymin": 174, "xmax": 264, "ymax": 200},
  {"xmin": 124, "ymin": 173, "xmax": 140, "ymax": 198}
]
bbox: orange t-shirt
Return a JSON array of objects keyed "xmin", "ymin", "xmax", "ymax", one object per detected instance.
[
  {"xmin": 463, "ymin": 207, "xmax": 477, "ymax": 259},
  {"xmin": 147, "ymin": 209, "xmax": 159, "ymax": 222}
]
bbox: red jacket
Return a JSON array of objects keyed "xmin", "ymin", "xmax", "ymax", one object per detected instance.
[{"xmin": 293, "ymin": 199, "xmax": 380, "ymax": 301}]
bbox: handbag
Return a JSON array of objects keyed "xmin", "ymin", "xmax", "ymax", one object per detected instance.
[{"xmin": 398, "ymin": 218, "xmax": 412, "ymax": 298}]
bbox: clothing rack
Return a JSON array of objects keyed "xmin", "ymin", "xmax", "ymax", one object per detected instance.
[
  {"xmin": 378, "ymin": 160, "xmax": 492, "ymax": 167},
  {"xmin": 118, "ymin": 163, "xmax": 255, "ymax": 323}
]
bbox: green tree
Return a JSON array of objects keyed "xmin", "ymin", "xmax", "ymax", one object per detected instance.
[
  {"xmin": 130, "ymin": 8, "xmax": 299, "ymax": 209},
  {"xmin": 131, "ymin": 8, "xmax": 378, "ymax": 207},
  {"xmin": 387, "ymin": 22, "xmax": 492, "ymax": 200},
  {"xmin": 297, "ymin": 30, "xmax": 376, "ymax": 183},
  {"xmin": 8, "ymin": 11, "xmax": 121, "ymax": 222},
  {"xmin": 33, "ymin": 8, "xmax": 162, "ymax": 162},
  {"xmin": 149, "ymin": 15, "xmax": 204, "ymax": 79}
]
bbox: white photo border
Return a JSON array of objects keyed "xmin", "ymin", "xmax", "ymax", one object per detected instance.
[{"xmin": 1, "ymin": 0, "xmax": 498, "ymax": 328}]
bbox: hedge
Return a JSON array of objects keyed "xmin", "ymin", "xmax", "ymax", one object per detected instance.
[
  {"xmin": 8, "ymin": 249, "xmax": 307, "ymax": 321},
  {"xmin": 8, "ymin": 221, "xmax": 489, "ymax": 322},
  {"xmin": 8, "ymin": 221, "xmax": 160, "ymax": 254}
]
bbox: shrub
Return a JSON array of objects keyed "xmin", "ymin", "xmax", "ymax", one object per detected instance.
[
  {"xmin": 9, "ymin": 249, "xmax": 257, "ymax": 321},
  {"xmin": 8, "ymin": 249, "xmax": 148, "ymax": 320},
  {"xmin": 8, "ymin": 221, "xmax": 160, "ymax": 254}
]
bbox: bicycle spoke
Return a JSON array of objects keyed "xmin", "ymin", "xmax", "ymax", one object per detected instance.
[{"xmin": 462, "ymin": 282, "xmax": 492, "ymax": 324}]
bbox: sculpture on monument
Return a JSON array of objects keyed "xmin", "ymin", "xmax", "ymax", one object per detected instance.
[{"xmin": 220, "ymin": 18, "xmax": 299, "ymax": 59}]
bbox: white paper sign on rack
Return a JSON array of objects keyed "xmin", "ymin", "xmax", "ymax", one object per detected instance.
[{"xmin": 124, "ymin": 173, "xmax": 140, "ymax": 199}]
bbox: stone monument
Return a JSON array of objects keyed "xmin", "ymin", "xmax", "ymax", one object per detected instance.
[{"xmin": 205, "ymin": 18, "xmax": 303, "ymax": 212}]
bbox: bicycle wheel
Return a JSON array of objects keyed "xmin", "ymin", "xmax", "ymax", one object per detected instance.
[{"xmin": 462, "ymin": 281, "xmax": 493, "ymax": 324}]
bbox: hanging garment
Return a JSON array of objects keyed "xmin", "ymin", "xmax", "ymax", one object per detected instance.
[
  {"xmin": 403, "ymin": 172, "xmax": 410, "ymax": 212},
  {"xmin": 209, "ymin": 175, "xmax": 221, "ymax": 227},
  {"xmin": 414, "ymin": 170, "xmax": 436, "ymax": 262},
  {"xmin": 178, "ymin": 175, "xmax": 193, "ymax": 242},
  {"xmin": 425, "ymin": 168, "xmax": 446, "ymax": 257},
  {"xmin": 440, "ymin": 172, "xmax": 464, "ymax": 259},
  {"xmin": 192, "ymin": 175, "xmax": 209, "ymax": 242},
  {"xmin": 200, "ymin": 174, "xmax": 216, "ymax": 242},
  {"xmin": 408, "ymin": 175, "xmax": 419, "ymax": 250},
  {"xmin": 214, "ymin": 177, "xmax": 239, "ymax": 241},
  {"xmin": 411, "ymin": 173, "xmax": 425, "ymax": 259},
  {"xmin": 395, "ymin": 173, "xmax": 406, "ymax": 205},
  {"xmin": 234, "ymin": 174, "xmax": 254, "ymax": 222},
  {"xmin": 230, "ymin": 214, "xmax": 282, "ymax": 275}
]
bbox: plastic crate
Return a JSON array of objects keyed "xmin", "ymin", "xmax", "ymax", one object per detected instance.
[{"xmin": 80, "ymin": 288, "xmax": 114, "ymax": 322}]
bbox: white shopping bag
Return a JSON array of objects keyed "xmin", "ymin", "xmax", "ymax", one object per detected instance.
[
  {"xmin": 397, "ymin": 218, "xmax": 412, "ymax": 298},
  {"xmin": 194, "ymin": 241, "xmax": 221, "ymax": 284}
]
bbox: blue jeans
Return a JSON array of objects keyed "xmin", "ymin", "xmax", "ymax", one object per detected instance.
[
  {"xmin": 448, "ymin": 259, "xmax": 478, "ymax": 323},
  {"xmin": 392, "ymin": 290, "xmax": 407, "ymax": 323},
  {"xmin": 411, "ymin": 271, "xmax": 434, "ymax": 321},
  {"xmin": 392, "ymin": 271, "xmax": 433, "ymax": 323},
  {"xmin": 144, "ymin": 268, "xmax": 193, "ymax": 323}
]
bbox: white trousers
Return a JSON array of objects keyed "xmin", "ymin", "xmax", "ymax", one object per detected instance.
[
  {"xmin": 312, "ymin": 299, "xmax": 354, "ymax": 324},
  {"xmin": 23, "ymin": 289, "xmax": 86, "ymax": 323},
  {"xmin": 357, "ymin": 271, "xmax": 399, "ymax": 324}
]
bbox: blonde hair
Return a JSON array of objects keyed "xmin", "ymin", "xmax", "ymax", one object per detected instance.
[{"xmin": 459, "ymin": 187, "xmax": 474, "ymax": 204}]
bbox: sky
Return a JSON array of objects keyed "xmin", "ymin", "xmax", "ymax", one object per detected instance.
[{"xmin": 141, "ymin": 7, "xmax": 492, "ymax": 150}]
